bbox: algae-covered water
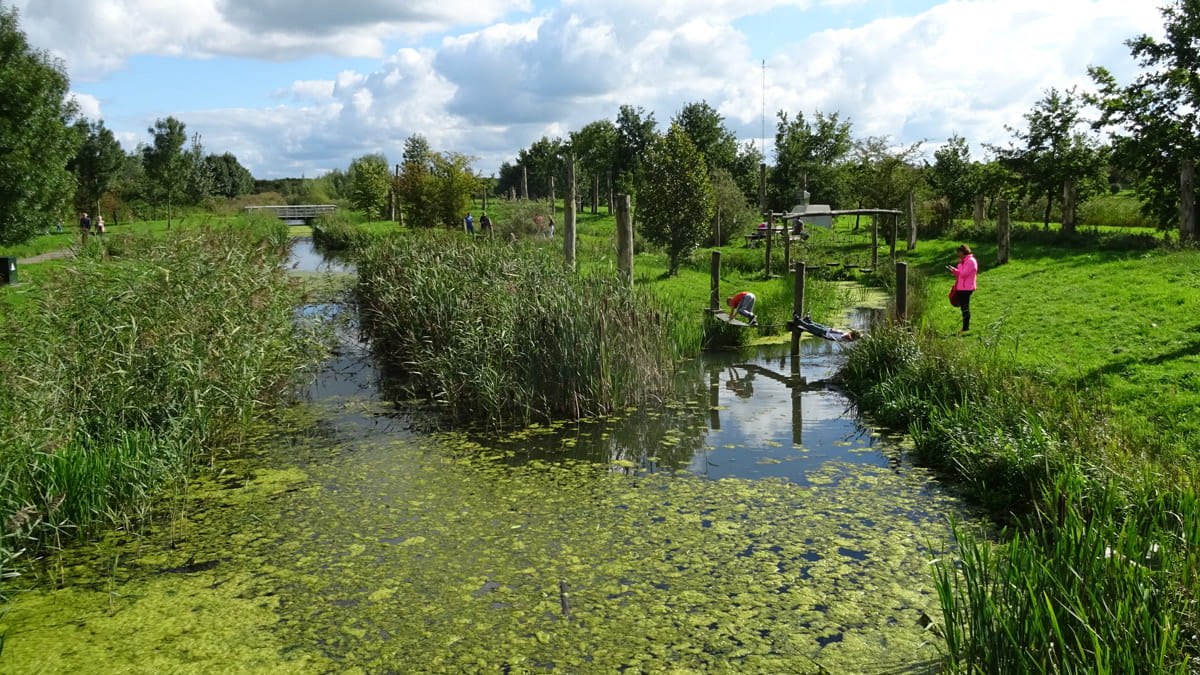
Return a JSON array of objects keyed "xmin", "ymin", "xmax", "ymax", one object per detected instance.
[{"xmin": 0, "ymin": 246, "xmax": 971, "ymax": 674}]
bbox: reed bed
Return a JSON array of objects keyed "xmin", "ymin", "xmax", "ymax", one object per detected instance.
[
  {"xmin": 0, "ymin": 222, "xmax": 320, "ymax": 586},
  {"xmin": 355, "ymin": 229, "xmax": 679, "ymax": 427},
  {"xmin": 843, "ymin": 326, "xmax": 1200, "ymax": 671}
]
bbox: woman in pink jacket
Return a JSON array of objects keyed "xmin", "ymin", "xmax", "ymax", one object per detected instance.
[{"xmin": 946, "ymin": 244, "xmax": 977, "ymax": 334}]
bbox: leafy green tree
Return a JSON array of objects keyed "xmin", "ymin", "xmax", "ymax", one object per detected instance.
[
  {"xmin": 184, "ymin": 133, "xmax": 214, "ymax": 205},
  {"xmin": 847, "ymin": 136, "xmax": 924, "ymax": 211},
  {"xmin": 709, "ymin": 167, "xmax": 757, "ymax": 246},
  {"xmin": 732, "ymin": 140, "xmax": 765, "ymax": 208},
  {"xmin": 0, "ymin": 5, "xmax": 81, "ymax": 244},
  {"xmin": 141, "ymin": 116, "xmax": 189, "ymax": 227},
  {"xmin": 614, "ymin": 104, "xmax": 659, "ymax": 196},
  {"xmin": 1089, "ymin": 0, "xmax": 1200, "ymax": 239},
  {"xmin": 771, "ymin": 110, "xmax": 853, "ymax": 210},
  {"xmin": 994, "ymin": 88, "xmax": 1107, "ymax": 230},
  {"xmin": 431, "ymin": 151, "xmax": 480, "ymax": 227},
  {"xmin": 69, "ymin": 119, "xmax": 125, "ymax": 216},
  {"xmin": 398, "ymin": 134, "xmax": 437, "ymax": 227},
  {"xmin": 569, "ymin": 119, "xmax": 618, "ymax": 211},
  {"xmin": 640, "ymin": 124, "xmax": 714, "ymax": 276},
  {"xmin": 349, "ymin": 153, "xmax": 390, "ymax": 222},
  {"xmin": 204, "ymin": 152, "xmax": 255, "ymax": 199},
  {"xmin": 673, "ymin": 100, "xmax": 739, "ymax": 175},
  {"xmin": 930, "ymin": 134, "xmax": 977, "ymax": 218}
]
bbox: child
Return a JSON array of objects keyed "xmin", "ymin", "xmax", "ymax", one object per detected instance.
[
  {"xmin": 791, "ymin": 313, "xmax": 862, "ymax": 342},
  {"xmin": 726, "ymin": 291, "xmax": 757, "ymax": 325}
]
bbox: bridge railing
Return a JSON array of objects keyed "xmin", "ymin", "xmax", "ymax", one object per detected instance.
[{"xmin": 243, "ymin": 205, "xmax": 338, "ymax": 219}]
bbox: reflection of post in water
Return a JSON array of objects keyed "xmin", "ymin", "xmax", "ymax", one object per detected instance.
[
  {"xmin": 792, "ymin": 382, "xmax": 803, "ymax": 447},
  {"xmin": 730, "ymin": 363, "xmax": 811, "ymax": 447},
  {"xmin": 708, "ymin": 368, "xmax": 721, "ymax": 430},
  {"xmin": 724, "ymin": 366, "xmax": 755, "ymax": 398}
]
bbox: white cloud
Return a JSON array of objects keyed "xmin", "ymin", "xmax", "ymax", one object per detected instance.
[{"xmin": 70, "ymin": 92, "xmax": 103, "ymax": 120}]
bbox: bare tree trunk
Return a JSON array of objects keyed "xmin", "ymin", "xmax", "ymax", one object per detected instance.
[
  {"xmin": 973, "ymin": 194, "xmax": 985, "ymax": 228},
  {"xmin": 1062, "ymin": 178, "xmax": 1077, "ymax": 234},
  {"xmin": 549, "ymin": 175, "xmax": 555, "ymax": 224},
  {"xmin": 616, "ymin": 194, "xmax": 633, "ymax": 288},
  {"xmin": 607, "ymin": 171, "xmax": 614, "ymax": 214},
  {"xmin": 1043, "ymin": 189, "xmax": 1054, "ymax": 230},
  {"xmin": 906, "ymin": 190, "xmax": 918, "ymax": 250},
  {"xmin": 997, "ymin": 198, "xmax": 1011, "ymax": 265},
  {"xmin": 592, "ymin": 174, "xmax": 599, "ymax": 214},
  {"xmin": 521, "ymin": 166, "xmax": 529, "ymax": 200},
  {"xmin": 1181, "ymin": 159, "xmax": 1196, "ymax": 242},
  {"xmin": 565, "ymin": 154, "xmax": 577, "ymax": 271}
]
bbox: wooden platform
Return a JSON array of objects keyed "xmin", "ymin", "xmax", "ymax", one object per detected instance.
[{"xmin": 710, "ymin": 311, "xmax": 753, "ymax": 327}]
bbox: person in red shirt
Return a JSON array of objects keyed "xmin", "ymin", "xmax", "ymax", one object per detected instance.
[
  {"xmin": 726, "ymin": 291, "xmax": 757, "ymax": 325},
  {"xmin": 946, "ymin": 244, "xmax": 978, "ymax": 334}
]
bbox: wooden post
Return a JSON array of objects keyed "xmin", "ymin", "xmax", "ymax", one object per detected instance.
[
  {"xmin": 592, "ymin": 174, "xmax": 599, "ymax": 214},
  {"xmin": 1181, "ymin": 159, "xmax": 1196, "ymax": 241},
  {"xmin": 784, "ymin": 217, "xmax": 792, "ymax": 272},
  {"xmin": 895, "ymin": 261, "xmax": 908, "ymax": 322},
  {"xmin": 709, "ymin": 250, "xmax": 721, "ymax": 312},
  {"xmin": 565, "ymin": 154, "xmax": 577, "ymax": 271},
  {"xmin": 973, "ymin": 194, "xmax": 985, "ymax": 227},
  {"xmin": 997, "ymin": 198, "xmax": 1011, "ymax": 265},
  {"xmin": 889, "ymin": 212, "xmax": 898, "ymax": 260},
  {"xmin": 549, "ymin": 175, "xmax": 556, "ymax": 211},
  {"xmin": 871, "ymin": 215, "xmax": 878, "ymax": 269},
  {"xmin": 1062, "ymin": 178, "xmax": 1077, "ymax": 235},
  {"xmin": 521, "ymin": 166, "xmax": 529, "ymax": 200},
  {"xmin": 483, "ymin": 184, "xmax": 489, "ymax": 213},
  {"xmin": 758, "ymin": 163, "xmax": 767, "ymax": 215},
  {"xmin": 790, "ymin": 262, "xmax": 806, "ymax": 367},
  {"xmin": 907, "ymin": 190, "xmax": 917, "ymax": 250},
  {"xmin": 616, "ymin": 194, "xmax": 633, "ymax": 288},
  {"xmin": 607, "ymin": 172, "xmax": 614, "ymax": 214},
  {"xmin": 709, "ymin": 369, "xmax": 721, "ymax": 431},
  {"xmin": 764, "ymin": 212, "xmax": 774, "ymax": 278}
]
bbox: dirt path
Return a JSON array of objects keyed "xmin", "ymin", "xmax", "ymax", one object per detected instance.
[{"xmin": 16, "ymin": 248, "xmax": 72, "ymax": 265}]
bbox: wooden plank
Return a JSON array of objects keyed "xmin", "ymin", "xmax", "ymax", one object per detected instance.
[{"xmin": 712, "ymin": 311, "xmax": 752, "ymax": 327}]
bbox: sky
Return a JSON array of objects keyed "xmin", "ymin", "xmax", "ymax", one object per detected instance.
[{"xmin": 10, "ymin": 0, "xmax": 1168, "ymax": 180}]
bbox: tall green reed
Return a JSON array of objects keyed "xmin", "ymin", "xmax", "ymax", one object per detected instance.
[
  {"xmin": 356, "ymin": 229, "xmax": 679, "ymax": 427},
  {"xmin": 0, "ymin": 221, "xmax": 321, "ymax": 589}
]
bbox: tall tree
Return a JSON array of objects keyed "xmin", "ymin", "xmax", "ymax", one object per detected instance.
[
  {"xmin": 846, "ymin": 136, "xmax": 924, "ymax": 211},
  {"xmin": 930, "ymin": 134, "xmax": 977, "ymax": 218},
  {"xmin": 1089, "ymin": 0, "xmax": 1200, "ymax": 239},
  {"xmin": 673, "ymin": 100, "xmax": 739, "ymax": 175},
  {"xmin": 141, "ymin": 116, "xmax": 188, "ymax": 228},
  {"xmin": 431, "ymin": 151, "xmax": 480, "ymax": 228},
  {"xmin": 994, "ymin": 88, "xmax": 1107, "ymax": 230},
  {"xmin": 614, "ymin": 104, "xmax": 658, "ymax": 197},
  {"xmin": 771, "ymin": 111, "xmax": 853, "ymax": 211},
  {"xmin": 69, "ymin": 119, "xmax": 125, "ymax": 216},
  {"xmin": 568, "ymin": 119, "xmax": 617, "ymax": 211},
  {"xmin": 398, "ymin": 134, "xmax": 436, "ymax": 227},
  {"xmin": 639, "ymin": 124, "xmax": 714, "ymax": 276},
  {"xmin": 349, "ymin": 153, "xmax": 391, "ymax": 222},
  {"xmin": 204, "ymin": 152, "xmax": 255, "ymax": 199},
  {"xmin": 0, "ymin": 5, "xmax": 80, "ymax": 245},
  {"xmin": 184, "ymin": 132, "xmax": 214, "ymax": 205}
]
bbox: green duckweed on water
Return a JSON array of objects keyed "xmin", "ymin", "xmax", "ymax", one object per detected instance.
[{"xmin": 2, "ymin": 392, "xmax": 968, "ymax": 674}]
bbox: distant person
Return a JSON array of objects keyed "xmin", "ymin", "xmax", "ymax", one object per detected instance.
[
  {"xmin": 533, "ymin": 214, "xmax": 545, "ymax": 236},
  {"xmin": 79, "ymin": 212, "xmax": 91, "ymax": 233},
  {"xmin": 56, "ymin": 217, "xmax": 64, "ymax": 233},
  {"xmin": 95, "ymin": 215, "xmax": 106, "ymax": 235},
  {"xmin": 547, "ymin": 215, "xmax": 556, "ymax": 238},
  {"xmin": 792, "ymin": 313, "xmax": 862, "ymax": 342},
  {"xmin": 946, "ymin": 244, "xmax": 978, "ymax": 334},
  {"xmin": 725, "ymin": 291, "xmax": 757, "ymax": 325},
  {"xmin": 480, "ymin": 212, "xmax": 492, "ymax": 234},
  {"xmin": 464, "ymin": 212, "xmax": 475, "ymax": 235}
]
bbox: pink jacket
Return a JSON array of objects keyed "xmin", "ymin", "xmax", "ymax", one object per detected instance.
[{"xmin": 952, "ymin": 254, "xmax": 977, "ymax": 291}]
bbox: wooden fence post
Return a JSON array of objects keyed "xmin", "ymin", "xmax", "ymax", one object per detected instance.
[
  {"xmin": 521, "ymin": 166, "xmax": 529, "ymax": 200},
  {"xmin": 907, "ymin": 190, "xmax": 917, "ymax": 250},
  {"xmin": 997, "ymin": 199, "xmax": 1011, "ymax": 265},
  {"xmin": 895, "ymin": 261, "xmax": 908, "ymax": 321},
  {"xmin": 710, "ymin": 250, "xmax": 721, "ymax": 312},
  {"xmin": 790, "ymin": 262, "xmax": 806, "ymax": 365},
  {"xmin": 565, "ymin": 154, "xmax": 577, "ymax": 271},
  {"xmin": 616, "ymin": 194, "xmax": 633, "ymax": 288},
  {"xmin": 764, "ymin": 212, "xmax": 775, "ymax": 278},
  {"xmin": 973, "ymin": 194, "xmax": 985, "ymax": 227},
  {"xmin": 871, "ymin": 216, "xmax": 879, "ymax": 269}
]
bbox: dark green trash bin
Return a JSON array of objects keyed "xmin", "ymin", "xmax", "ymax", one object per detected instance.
[{"xmin": 0, "ymin": 256, "xmax": 17, "ymax": 285}]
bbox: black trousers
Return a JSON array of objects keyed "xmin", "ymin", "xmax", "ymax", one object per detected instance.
[{"xmin": 957, "ymin": 290, "xmax": 973, "ymax": 331}]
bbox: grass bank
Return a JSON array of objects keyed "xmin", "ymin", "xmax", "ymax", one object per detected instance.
[
  {"xmin": 842, "ymin": 224, "xmax": 1199, "ymax": 672},
  {"xmin": 0, "ymin": 221, "xmax": 323, "ymax": 588}
]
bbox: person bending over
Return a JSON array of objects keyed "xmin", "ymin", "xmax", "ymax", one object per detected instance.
[{"xmin": 726, "ymin": 291, "xmax": 757, "ymax": 325}]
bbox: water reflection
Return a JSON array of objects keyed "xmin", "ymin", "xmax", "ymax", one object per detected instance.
[{"xmin": 288, "ymin": 237, "xmax": 355, "ymax": 274}]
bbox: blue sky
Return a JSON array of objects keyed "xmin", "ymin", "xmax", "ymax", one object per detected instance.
[{"xmin": 12, "ymin": 0, "xmax": 1166, "ymax": 178}]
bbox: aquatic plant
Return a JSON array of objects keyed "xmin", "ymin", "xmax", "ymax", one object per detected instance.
[
  {"xmin": 0, "ymin": 222, "xmax": 323, "ymax": 587},
  {"xmin": 356, "ymin": 229, "xmax": 679, "ymax": 426},
  {"xmin": 312, "ymin": 211, "xmax": 369, "ymax": 251}
]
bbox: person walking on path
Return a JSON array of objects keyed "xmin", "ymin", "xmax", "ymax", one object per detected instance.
[
  {"xmin": 464, "ymin": 212, "xmax": 475, "ymax": 235},
  {"xmin": 480, "ymin": 212, "xmax": 492, "ymax": 236},
  {"xmin": 78, "ymin": 212, "xmax": 92, "ymax": 244},
  {"xmin": 946, "ymin": 244, "xmax": 978, "ymax": 335},
  {"xmin": 95, "ymin": 215, "xmax": 107, "ymax": 235},
  {"xmin": 725, "ymin": 291, "xmax": 757, "ymax": 325}
]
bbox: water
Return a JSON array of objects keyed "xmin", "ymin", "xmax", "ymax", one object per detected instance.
[
  {"xmin": 288, "ymin": 237, "xmax": 355, "ymax": 274},
  {"xmin": 0, "ymin": 245, "xmax": 971, "ymax": 674}
]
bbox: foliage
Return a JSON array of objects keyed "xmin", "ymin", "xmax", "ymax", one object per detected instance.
[
  {"xmin": 770, "ymin": 110, "xmax": 853, "ymax": 211},
  {"xmin": 397, "ymin": 134, "xmax": 436, "ymax": 227},
  {"xmin": 614, "ymin": 104, "xmax": 659, "ymax": 197},
  {"xmin": 639, "ymin": 125, "xmax": 716, "ymax": 275},
  {"xmin": 673, "ymin": 100, "xmax": 739, "ymax": 176},
  {"xmin": 0, "ymin": 5, "xmax": 81, "ymax": 246},
  {"xmin": 68, "ymin": 119, "xmax": 125, "ymax": 216},
  {"xmin": 0, "ymin": 221, "xmax": 321, "ymax": 582},
  {"xmin": 709, "ymin": 168, "xmax": 757, "ymax": 247},
  {"xmin": 349, "ymin": 153, "xmax": 391, "ymax": 222},
  {"xmin": 1088, "ymin": 0, "xmax": 1200, "ymax": 238},
  {"xmin": 569, "ymin": 119, "xmax": 618, "ymax": 210},
  {"xmin": 846, "ymin": 136, "xmax": 924, "ymax": 211},
  {"xmin": 355, "ymin": 229, "xmax": 679, "ymax": 427},
  {"xmin": 141, "ymin": 117, "xmax": 190, "ymax": 227},
  {"xmin": 204, "ymin": 152, "xmax": 255, "ymax": 199},
  {"xmin": 930, "ymin": 134, "xmax": 978, "ymax": 218},
  {"xmin": 430, "ymin": 151, "xmax": 480, "ymax": 228},
  {"xmin": 498, "ymin": 136, "xmax": 563, "ymax": 201}
]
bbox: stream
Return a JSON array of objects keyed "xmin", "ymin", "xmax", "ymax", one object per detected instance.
[{"xmin": 0, "ymin": 239, "xmax": 971, "ymax": 674}]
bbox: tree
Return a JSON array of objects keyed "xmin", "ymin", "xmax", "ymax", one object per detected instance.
[
  {"xmin": 204, "ymin": 152, "xmax": 255, "ymax": 199},
  {"xmin": 184, "ymin": 133, "xmax": 213, "ymax": 205},
  {"xmin": 397, "ymin": 134, "xmax": 437, "ymax": 227},
  {"xmin": 771, "ymin": 111, "xmax": 853, "ymax": 211},
  {"xmin": 430, "ymin": 152, "xmax": 480, "ymax": 228},
  {"xmin": 994, "ymin": 88, "xmax": 1107, "ymax": 230},
  {"xmin": 930, "ymin": 134, "xmax": 977, "ymax": 218},
  {"xmin": 569, "ymin": 119, "xmax": 618, "ymax": 211},
  {"xmin": 709, "ymin": 168, "xmax": 757, "ymax": 247},
  {"xmin": 349, "ymin": 153, "xmax": 390, "ymax": 222},
  {"xmin": 1089, "ymin": 0, "xmax": 1200, "ymax": 239},
  {"xmin": 69, "ymin": 119, "xmax": 125, "ymax": 216},
  {"xmin": 141, "ymin": 116, "xmax": 188, "ymax": 228},
  {"xmin": 614, "ymin": 104, "xmax": 659, "ymax": 196},
  {"xmin": 639, "ymin": 124, "xmax": 714, "ymax": 276},
  {"xmin": 673, "ymin": 100, "xmax": 739, "ymax": 175},
  {"xmin": 847, "ymin": 136, "xmax": 925, "ymax": 211},
  {"xmin": 0, "ymin": 5, "xmax": 80, "ymax": 245}
]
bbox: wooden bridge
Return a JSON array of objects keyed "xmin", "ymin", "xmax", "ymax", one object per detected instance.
[{"xmin": 243, "ymin": 205, "xmax": 338, "ymax": 222}]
